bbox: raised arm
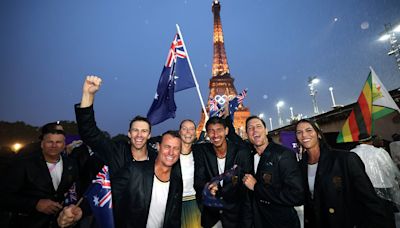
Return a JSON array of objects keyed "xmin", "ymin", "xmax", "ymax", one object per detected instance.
[{"xmin": 80, "ymin": 75, "xmax": 102, "ymax": 108}]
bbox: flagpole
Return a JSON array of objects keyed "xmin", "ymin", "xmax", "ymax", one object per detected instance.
[{"xmin": 176, "ymin": 24, "xmax": 209, "ymax": 123}]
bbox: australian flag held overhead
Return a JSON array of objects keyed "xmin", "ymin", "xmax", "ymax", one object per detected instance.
[
  {"xmin": 84, "ymin": 165, "xmax": 115, "ymax": 228},
  {"xmin": 147, "ymin": 32, "xmax": 195, "ymax": 125}
]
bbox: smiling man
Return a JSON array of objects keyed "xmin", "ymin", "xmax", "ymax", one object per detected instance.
[
  {"xmin": 193, "ymin": 116, "xmax": 252, "ymax": 228},
  {"xmin": 237, "ymin": 116, "xmax": 304, "ymax": 228},
  {"xmin": 75, "ymin": 75, "xmax": 158, "ymax": 177},
  {"xmin": 58, "ymin": 131, "xmax": 183, "ymax": 228}
]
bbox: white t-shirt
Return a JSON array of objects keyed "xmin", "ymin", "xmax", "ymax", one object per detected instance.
[
  {"xmin": 307, "ymin": 163, "xmax": 318, "ymax": 199},
  {"xmin": 146, "ymin": 175, "xmax": 170, "ymax": 228},
  {"xmin": 254, "ymin": 153, "xmax": 261, "ymax": 174},
  {"xmin": 180, "ymin": 152, "xmax": 196, "ymax": 197},
  {"xmin": 46, "ymin": 157, "xmax": 63, "ymax": 191},
  {"xmin": 217, "ymin": 157, "xmax": 226, "ymax": 186}
]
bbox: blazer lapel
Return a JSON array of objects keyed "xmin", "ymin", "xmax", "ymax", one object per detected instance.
[
  {"xmin": 57, "ymin": 157, "xmax": 75, "ymax": 195},
  {"xmin": 224, "ymin": 142, "xmax": 236, "ymax": 172},
  {"xmin": 36, "ymin": 154, "xmax": 56, "ymax": 193},
  {"xmin": 206, "ymin": 144, "xmax": 219, "ymax": 177},
  {"xmin": 144, "ymin": 162, "xmax": 155, "ymax": 212},
  {"xmin": 164, "ymin": 163, "xmax": 182, "ymax": 226}
]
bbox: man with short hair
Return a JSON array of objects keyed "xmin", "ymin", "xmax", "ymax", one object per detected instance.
[
  {"xmin": 75, "ymin": 75, "xmax": 182, "ymax": 227},
  {"xmin": 193, "ymin": 116, "xmax": 252, "ymax": 228},
  {"xmin": 351, "ymin": 133, "xmax": 400, "ymax": 228},
  {"xmin": 75, "ymin": 75, "xmax": 157, "ymax": 177},
  {"xmin": 58, "ymin": 130, "xmax": 183, "ymax": 228},
  {"xmin": 228, "ymin": 115, "xmax": 304, "ymax": 228},
  {"xmin": 2, "ymin": 122, "xmax": 79, "ymax": 228}
]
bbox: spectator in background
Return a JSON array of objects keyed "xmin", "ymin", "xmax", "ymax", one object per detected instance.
[
  {"xmin": 1, "ymin": 122, "xmax": 79, "ymax": 228},
  {"xmin": 351, "ymin": 133, "xmax": 400, "ymax": 228},
  {"xmin": 390, "ymin": 133, "xmax": 400, "ymax": 169}
]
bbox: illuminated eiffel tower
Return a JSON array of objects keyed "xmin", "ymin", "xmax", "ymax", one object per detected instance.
[{"xmin": 197, "ymin": 0, "xmax": 250, "ymax": 138}]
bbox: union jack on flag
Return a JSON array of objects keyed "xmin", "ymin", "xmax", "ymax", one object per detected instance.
[
  {"xmin": 64, "ymin": 182, "xmax": 78, "ymax": 206},
  {"xmin": 237, "ymin": 89, "xmax": 247, "ymax": 104},
  {"xmin": 165, "ymin": 34, "xmax": 187, "ymax": 68},
  {"xmin": 85, "ymin": 165, "xmax": 115, "ymax": 228}
]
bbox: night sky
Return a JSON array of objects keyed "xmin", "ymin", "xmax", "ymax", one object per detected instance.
[{"xmin": 1, "ymin": 0, "xmax": 400, "ymax": 136}]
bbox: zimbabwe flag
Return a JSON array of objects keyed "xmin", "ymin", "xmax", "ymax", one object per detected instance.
[{"xmin": 337, "ymin": 67, "xmax": 399, "ymax": 143}]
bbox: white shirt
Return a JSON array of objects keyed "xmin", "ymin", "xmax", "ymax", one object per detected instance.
[
  {"xmin": 46, "ymin": 157, "xmax": 63, "ymax": 191},
  {"xmin": 254, "ymin": 153, "xmax": 261, "ymax": 174},
  {"xmin": 217, "ymin": 157, "xmax": 226, "ymax": 186},
  {"xmin": 146, "ymin": 175, "xmax": 170, "ymax": 228},
  {"xmin": 307, "ymin": 163, "xmax": 318, "ymax": 199},
  {"xmin": 180, "ymin": 152, "xmax": 196, "ymax": 197}
]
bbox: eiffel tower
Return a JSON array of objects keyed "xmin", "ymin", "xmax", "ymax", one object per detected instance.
[{"xmin": 197, "ymin": 0, "xmax": 250, "ymax": 138}]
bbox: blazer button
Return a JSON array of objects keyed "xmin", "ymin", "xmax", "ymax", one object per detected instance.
[
  {"xmin": 219, "ymin": 210, "xmax": 223, "ymax": 214},
  {"xmin": 329, "ymin": 208, "xmax": 335, "ymax": 214},
  {"xmin": 220, "ymin": 197, "xmax": 223, "ymax": 200}
]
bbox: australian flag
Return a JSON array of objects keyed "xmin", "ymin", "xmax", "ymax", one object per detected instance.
[
  {"xmin": 64, "ymin": 182, "xmax": 78, "ymax": 206},
  {"xmin": 147, "ymin": 32, "xmax": 195, "ymax": 125},
  {"xmin": 84, "ymin": 165, "xmax": 115, "ymax": 228}
]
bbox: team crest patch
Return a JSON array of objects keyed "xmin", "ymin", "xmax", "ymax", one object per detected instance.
[
  {"xmin": 332, "ymin": 176, "xmax": 342, "ymax": 189},
  {"xmin": 231, "ymin": 175, "xmax": 238, "ymax": 185},
  {"xmin": 262, "ymin": 172, "xmax": 272, "ymax": 186}
]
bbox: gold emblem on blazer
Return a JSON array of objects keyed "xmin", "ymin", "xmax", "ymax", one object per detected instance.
[
  {"xmin": 231, "ymin": 175, "xmax": 238, "ymax": 185},
  {"xmin": 262, "ymin": 172, "xmax": 272, "ymax": 187},
  {"xmin": 332, "ymin": 176, "xmax": 342, "ymax": 189}
]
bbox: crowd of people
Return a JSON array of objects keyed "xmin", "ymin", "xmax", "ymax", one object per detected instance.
[{"xmin": 1, "ymin": 75, "xmax": 399, "ymax": 228}]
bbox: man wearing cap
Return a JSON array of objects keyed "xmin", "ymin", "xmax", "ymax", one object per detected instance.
[
  {"xmin": 1, "ymin": 122, "xmax": 79, "ymax": 228},
  {"xmin": 351, "ymin": 133, "xmax": 400, "ymax": 228}
]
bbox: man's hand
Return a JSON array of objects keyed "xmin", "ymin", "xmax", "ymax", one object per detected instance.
[
  {"xmin": 57, "ymin": 205, "xmax": 83, "ymax": 228},
  {"xmin": 208, "ymin": 182, "xmax": 219, "ymax": 196},
  {"xmin": 35, "ymin": 199, "xmax": 62, "ymax": 215},
  {"xmin": 80, "ymin": 75, "xmax": 102, "ymax": 108},
  {"xmin": 242, "ymin": 174, "xmax": 257, "ymax": 191},
  {"xmin": 83, "ymin": 75, "xmax": 102, "ymax": 95}
]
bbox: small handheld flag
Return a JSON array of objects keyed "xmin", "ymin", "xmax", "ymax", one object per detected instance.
[
  {"xmin": 84, "ymin": 165, "xmax": 115, "ymax": 228},
  {"xmin": 202, "ymin": 165, "xmax": 238, "ymax": 208}
]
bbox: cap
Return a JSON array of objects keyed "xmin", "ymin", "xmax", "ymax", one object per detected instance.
[
  {"xmin": 358, "ymin": 133, "xmax": 373, "ymax": 142},
  {"xmin": 39, "ymin": 122, "xmax": 65, "ymax": 140}
]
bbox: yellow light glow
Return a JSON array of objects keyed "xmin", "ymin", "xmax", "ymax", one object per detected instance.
[{"xmin": 12, "ymin": 143, "xmax": 23, "ymax": 152}]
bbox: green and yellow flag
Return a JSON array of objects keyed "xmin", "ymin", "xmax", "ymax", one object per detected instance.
[{"xmin": 337, "ymin": 67, "xmax": 399, "ymax": 143}]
